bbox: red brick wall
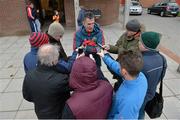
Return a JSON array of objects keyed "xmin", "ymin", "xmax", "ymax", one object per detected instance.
[
  {"xmin": 139, "ymin": 0, "xmax": 162, "ymax": 8},
  {"xmin": 120, "ymin": 0, "xmax": 125, "ymax": 5},
  {"xmin": 0, "ymin": 0, "xmax": 30, "ymax": 36},
  {"xmin": 64, "ymin": 0, "xmax": 119, "ymax": 27},
  {"xmin": 176, "ymin": 0, "xmax": 180, "ymax": 5},
  {"xmin": 64, "ymin": 0, "xmax": 75, "ymax": 27}
]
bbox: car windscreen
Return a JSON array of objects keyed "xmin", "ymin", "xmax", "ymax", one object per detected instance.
[
  {"xmin": 168, "ymin": 2, "xmax": 178, "ymax": 6},
  {"xmin": 131, "ymin": 2, "xmax": 140, "ymax": 6}
]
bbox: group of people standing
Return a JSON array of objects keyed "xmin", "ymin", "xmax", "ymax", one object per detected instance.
[{"xmin": 23, "ymin": 7, "xmax": 167, "ymax": 119}]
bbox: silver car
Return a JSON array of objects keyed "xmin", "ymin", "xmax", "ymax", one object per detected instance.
[{"xmin": 129, "ymin": 1, "xmax": 143, "ymax": 15}]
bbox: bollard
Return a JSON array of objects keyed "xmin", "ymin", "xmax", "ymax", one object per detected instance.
[{"xmin": 177, "ymin": 64, "xmax": 180, "ymax": 73}]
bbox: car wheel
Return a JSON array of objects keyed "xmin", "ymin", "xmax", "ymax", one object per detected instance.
[
  {"xmin": 147, "ymin": 9, "xmax": 151, "ymax": 14},
  {"xmin": 160, "ymin": 11, "xmax": 164, "ymax": 17},
  {"xmin": 173, "ymin": 14, "xmax": 177, "ymax": 17}
]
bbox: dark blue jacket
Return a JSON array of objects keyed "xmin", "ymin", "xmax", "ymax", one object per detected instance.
[
  {"xmin": 24, "ymin": 47, "xmax": 38, "ymax": 73},
  {"xmin": 77, "ymin": 8, "xmax": 86, "ymax": 26},
  {"xmin": 73, "ymin": 23, "xmax": 105, "ymax": 67},
  {"xmin": 142, "ymin": 51, "xmax": 167, "ymax": 103},
  {"xmin": 56, "ymin": 51, "xmax": 77, "ymax": 74},
  {"xmin": 23, "ymin": 47, "xmax": 77, "ymax": 74}
]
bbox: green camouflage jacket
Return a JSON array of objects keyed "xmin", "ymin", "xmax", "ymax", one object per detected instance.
[{"xmin": 109, "ymin": 32, "xmax": 140, "ymax": 54}]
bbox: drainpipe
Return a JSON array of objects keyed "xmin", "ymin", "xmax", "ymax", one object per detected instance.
[{"xmin": 74, "ymin": 0, "xmax": 79, "ymax": 30}]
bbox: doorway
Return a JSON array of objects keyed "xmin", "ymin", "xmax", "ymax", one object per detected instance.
[{"xmin": 30, "ymin": 0, "xmax": 66, "ymax": 31}]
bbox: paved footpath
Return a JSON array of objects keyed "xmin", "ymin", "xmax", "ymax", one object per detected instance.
[{"xmin": 0, "ymin": 23, "xmax": 180, "ymax": 119}]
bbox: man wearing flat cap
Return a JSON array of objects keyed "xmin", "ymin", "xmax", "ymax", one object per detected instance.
[
  {"xmin": 103, "ymin": 19, "xmax": 143, "ymax": 88},
  {"xmin": 104, "ymin": 19, "xmax": 143, "ymax": 55}
]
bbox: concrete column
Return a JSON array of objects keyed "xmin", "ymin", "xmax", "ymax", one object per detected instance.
[
  {"xmin": 123, "ymin": 0, "xmax": 130, "ymax": 28},
  {"xmin": 74, "ymin": 0, "xmax": 79, "ymax": 30}
]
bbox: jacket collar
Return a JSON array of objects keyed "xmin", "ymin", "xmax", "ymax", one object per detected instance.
[
  {"xmin": 30, "ymin": 47, "xmax": 38, "ymax": 54},
  {"xmin": 142, "ymin": 50, "xmax": 159, "ymax": 56},
  {"xmin": 36, "ymin": 64, "xmax": 56, "ymax": 72}
]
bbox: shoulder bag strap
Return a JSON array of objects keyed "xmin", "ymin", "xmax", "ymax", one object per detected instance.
[{"xmin": 158, "ymin": 53, "xmax": 167, "ymax": 96}]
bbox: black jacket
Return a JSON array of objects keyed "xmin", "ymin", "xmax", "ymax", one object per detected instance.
[
  {"xmin": 61, "ymin": 103, "xmax": 75, "ymax": 119},
  {"xmin": 22, "ymin": 65, "xmax": 70, "ymax": 119},
  {"xmin": 48, "ymin": 34, "xmax": 68, "ymax": 61}
]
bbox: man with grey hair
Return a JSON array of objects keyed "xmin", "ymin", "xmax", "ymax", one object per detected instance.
[{"xmin": 22, "ymin": 44, "xmax": 71, "ymax": 119}]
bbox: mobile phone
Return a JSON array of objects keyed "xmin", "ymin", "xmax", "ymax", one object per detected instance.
[{"xmin": 78, "ymin": 48, "xmax": 84, "ymax": 54}]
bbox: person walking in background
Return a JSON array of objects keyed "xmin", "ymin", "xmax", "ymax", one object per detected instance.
[
  {"xmin": 35, "ymin": 9, "xmax": 41, "ymax": 32},
  {"xmin": 26, "ymin": 1, "xmax": 38, "ymax": 32},
  {"xmin": 23, "ymin": 44, "xmax": 71, "ymax": 119},
  {"xmin": 52, "ymin": 10, "xmax": 60, "ymax": 22},
  {"xmin": 77, "ymin": 6, "xmax": 87, "ymax": 27},
  {"xmin": 138, "ymin": 32, "xmax": 167, "ymax": 119},
  {"xmin": 73, "ymin": 11, "xmax": 105, "ymax": 67},
  {"xmin": 61, "ymin": 56, "xmax": 113, "ymax": 119},
  {"xmin": 23, "ymin": 32, "xmax": 49, "ymax": 73},
  {"xmin": 98, "ymin": 50, "xmax": 147, "ymax": 119}
]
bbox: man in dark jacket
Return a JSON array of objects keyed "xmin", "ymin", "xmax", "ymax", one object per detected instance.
[
  {"xmin": 23, "ymin": 32, "xmax": 77, "ymax": 74},
  {"xmin": 47, "ymin": 21, "xmax": 67, "ymax": 60},
  {"xmin": 138, "ymin": 32, "xmax": 167, "ymax": 119},
  {"xmin": 22, "ymin": 44, "xmax": 71, "ymax": 119},
  {"xmin": 73, "ymin": 11, "xmax": 105, "ymax": 67},
  {"xmin": 47, "ymin": 21, "xmax": 78, "ymax": 73}
]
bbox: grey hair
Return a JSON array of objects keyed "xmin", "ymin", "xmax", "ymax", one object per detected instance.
[{"xmin": 37, "ymin": 44, "xmax": 59, "ymax": 67}]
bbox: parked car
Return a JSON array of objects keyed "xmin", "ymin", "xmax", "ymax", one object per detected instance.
[
  {"xmin": 147, "ymin": 2, "xmax": 179, "ymax": 17},
  {"xmin": 129, "ymin": 1, "xmax": 143, "ymax": 15}
]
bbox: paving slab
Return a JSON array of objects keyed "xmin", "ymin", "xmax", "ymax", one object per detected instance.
[
  {"xmin": 0, "ymin": 68, "xmax": 18, "ymax": 79},
  {"xmin": 163, "ymin": 97, "xmax": 180, "ymax": 119},
  {"xmin": 0, "ymin": 111, "xmax": 16, "ymax": 119},
  {"xmin": 0, "ymin": 92, "xmax": 23, "ymax": 111},
  {"xmin": 5, "ymin": 78, "xmax": 23, "ymax": 92},
  {"xmin": 164, "ymin": 79, "xmax": 180, "ymax": 95},
  {"xmin": 19, "ymin": 99, "xmax": 34, "ymax": 110},
  {"xmin": 0, "ymin": 79, "xmax": 11, "ymax": 93},
  {"xmin": 15, "ymin": 110, "xmax": 37, "ymax": 119},
  {"xmin": 163, "ymin": 83, "xmax": 175, "ymax": 97}
]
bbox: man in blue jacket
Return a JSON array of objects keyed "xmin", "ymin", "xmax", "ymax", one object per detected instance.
[
  {"xmin": 23, "ymin": 32, "xmax": 49, "ymax": 73},
  {"xmin": 98, "ymin": 50, "xmax": 147, "ymax": 119},
  {"xmin": 24, "ymin": 32, "xmax": 77, "ymax": 74},
  {"xmin": 73, "ymin": 11, "xmax": 105, "ymax": 67},
  {"xmin": 138, "ymin": 32, "xmax": 167, "ymax": 119}
]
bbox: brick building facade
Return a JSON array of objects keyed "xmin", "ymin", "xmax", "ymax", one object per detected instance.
[
  {"xmin": 0, "ymin": 0, "xmax": 119, "ymax": 36},
  {"xmin": 0, "ymin": 0, "xmax": 30, "ymax": 36}
]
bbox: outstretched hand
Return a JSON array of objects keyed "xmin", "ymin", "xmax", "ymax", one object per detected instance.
[
  {"xmin": 102, "ymin": 44, "xmax": 110, "ymax": 50},
  {"xmin": 97, "ymin": 49, "xmax": 107, "ymax": 58}
]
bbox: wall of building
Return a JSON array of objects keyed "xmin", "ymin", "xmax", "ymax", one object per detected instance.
[
  {"xmin": 0, "ymin": 0, "xmax": 30, "ymax": 36},
  {"xmin": 139, "ymin": 0, "xmax": 161, "ymax": 8},
  {"xmin": 64, "ymin": 0, "xmax": 119, "ymax": 27},
  {"xmin": 176, "ymin": 0, "xmax": 180, "ymax": 5}
]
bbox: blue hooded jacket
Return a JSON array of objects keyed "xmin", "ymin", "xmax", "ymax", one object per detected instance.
[{"xmin": 73, "ymin": 23, "xmax": 105, "ymax": 66}]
